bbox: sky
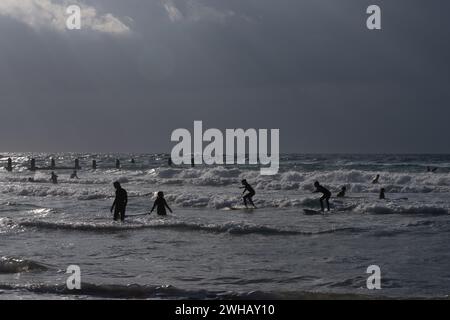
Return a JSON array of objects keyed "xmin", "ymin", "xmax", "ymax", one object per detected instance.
[{"xmin": 0, "ymin": 0, "xmax": 449, "ymax": 154}]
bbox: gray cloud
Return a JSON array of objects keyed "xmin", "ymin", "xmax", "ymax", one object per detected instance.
[
  {"xmin": 0, "ymin": 0, "xmax": 449, "ymax": 153},
  {"xmin": 0, "ymin": 0, "xmax": 130, "ymax": 34}
]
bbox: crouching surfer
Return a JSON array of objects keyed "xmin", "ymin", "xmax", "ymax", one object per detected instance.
[
  {"xmin": 240, "ymin": 179, "xmax": 257, "ymax": 208},
  {"xmin": 313, "ymin": 181, "xmax": 331, "ymax": 212}
]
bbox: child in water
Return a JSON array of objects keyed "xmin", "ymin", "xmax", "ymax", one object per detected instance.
[
  {"xmin": 150, "ymin": 191, "xmax": 173, "ymax": 216},
  {"xmin": 240, "ymin": 179, "xmax": 257, "ymax": 208}
]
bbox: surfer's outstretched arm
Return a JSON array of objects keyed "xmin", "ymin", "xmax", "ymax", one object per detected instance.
[
  {"xmin": 110, "ymin": 200, "xmax": 116, "ymax": 213},
  {"xmin": 150, "ymin": 202, "xmax": 156, "ymax": 213},
  {"xmin": 164, "ymin": 200, "xmax": 173, "ymax": 213}
]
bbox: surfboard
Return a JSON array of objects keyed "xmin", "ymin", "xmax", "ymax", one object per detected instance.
[
  {"xmin": 226, "ymin": 206, "xmax": 255, "ymax": 211},
  {"xmin": 303, "ymin": 209, "xmax": 325, "ymax": 215}
]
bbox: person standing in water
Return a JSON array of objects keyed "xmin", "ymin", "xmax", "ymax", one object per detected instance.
[
  {"xmin": 240, "ymin": 179, "xmax": 257, "ymax": 208},
  {"xmin": 50, "ymin": 171, "xmax": 58, "ymax": 184},
  {"xmin": 6, "ymin": 158, "xmax": 12, "ymax": 172},
  {"xmin": 30, "ymin": 158, "xmax": 36, "ymax": 171},
  {"xmin": 111, "ymin": 181, "xmax": 128, "ymax": 222},
  {"xmin": 379, "ymin": 188, "xmax": 386, "ymax": 200},
  {"xmin": 150, "ymin": 191, "xmax": 173, "ymax": 216},
  {"xmin": 313, "ymin": 181, "xmax": 331, "ymax": 211},
  {"xmin": 70, "ymin": 170, "xmax": 79, "ymax": 179},
  {"xmin": 74, "ymin": 158, "xmax": 81, "ymax": 170}
]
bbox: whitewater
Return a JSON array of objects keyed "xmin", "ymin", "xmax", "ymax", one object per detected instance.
[{"xmin": 0, "ymin": 153, "xmax": 449, "ymax": 299}]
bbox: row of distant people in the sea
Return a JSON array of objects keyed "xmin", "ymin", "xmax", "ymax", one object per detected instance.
[
  {"xmin": 2, "ymin": 157, "xmax": 182, "ymax": 172},
  {"xmin": 2, "ymin": 156, "xmax": 442, "ymax": 172}
]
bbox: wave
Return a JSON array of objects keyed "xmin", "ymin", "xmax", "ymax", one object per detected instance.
[
  {"xmin": 354, "ymin": 203, "xmax": 449, "ymax": 215},
  {"xmin": 16, "ymin": 219, "xmax": 360, "ymax": 236},
  {"xmin": 146, "ymin": 167, "xmax": 450, "ymax": 192},
  {"xmin": 0, "ymin": 257, "xmax": 49, "ymax": 274},
  {"xmin": 0, "ymin": 282, "xmax": 383, "ymax": 300},
  {"xmin": 0, "ymin": 218, "xmax": 25, "ymax": 234}
]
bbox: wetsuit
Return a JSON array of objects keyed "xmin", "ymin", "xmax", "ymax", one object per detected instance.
[
  {"xmin": 113, "ymin": 187, "xmax": 128, "ymax": 221},
  {"xmin": 152, "ymin": 197, "xmax": 171, "ymax": 216},
  {"xmin": 243, "ymin": 184, "xmax": 256, "ymax": 207},
  {"xmin": 315, "ymin": 184, "xmax": 331, "ymax": 211}
]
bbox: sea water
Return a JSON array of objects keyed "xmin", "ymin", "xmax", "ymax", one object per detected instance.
[{"xmin": 0, "ymin": 153, "xmax": 449, "ymax": 299}]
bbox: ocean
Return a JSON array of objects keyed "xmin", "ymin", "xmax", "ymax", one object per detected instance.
[{"xmin": 0, "ymin": 153, "xmax": 449, "ymax": 299}]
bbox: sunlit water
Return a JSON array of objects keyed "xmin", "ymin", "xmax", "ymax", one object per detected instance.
[{"xmin": 1, "ymin": 153, "xmax": 449, "ymax": 299}]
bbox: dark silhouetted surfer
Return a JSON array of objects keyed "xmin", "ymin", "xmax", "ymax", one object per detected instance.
[
  {"xmin": 336, "ymin": 186, "xmax": 346, "ymax": 198},
  {"xmin": 372, "ymin": 174, "xmax": 380, "ymax": 184},
  {"xmin": 50, "ymin": 171, "xmax": 58, "ymax": 184},
  {"xmin": 75, "ymin": 158, "xmax": 81, "ymax": 170},
  {"xmin": 70, "ymin": 170, "xmax": 79, "ymax": 179},
  {"xmin": 379, "ymin": 188, "xmax": 386, "ymax": 200},
  {"xmin": 111, "ymin": 181, "xmax": 128, "ymax": 222},
  {"xmin": 313, "ymin": 181, "xmax": 331, "ymax": 211},
  {"xmin": 6, "ymin": 158, "xmax": 12, "ymax": 172},
  {"xmin": 240, "ymin": 179, "xmax": 256, "ymax": 208},
  {"xmin": 30, "ymin": 158, "xmax": 36, "ymax": 171},
  {"xmin": 150, "ymin": 191, "xmax": 172, "ymax": 216}
]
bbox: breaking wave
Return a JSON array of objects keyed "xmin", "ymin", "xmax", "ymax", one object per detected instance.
[
  {"xmin": 0, "ymin": 257, "xmax": 49, "ymax": 274},
  {"xmin": 16, "ymin": 219, "xmax": 362, "ymax": 236},
  {"xmin": 0, "ymin": 282, "xmax": 380, "ymax": 300}
]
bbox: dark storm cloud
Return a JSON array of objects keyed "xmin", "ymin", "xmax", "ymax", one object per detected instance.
[{"xmin": 0, "ymin": 0, "xmax": 449, "ymax": 153}]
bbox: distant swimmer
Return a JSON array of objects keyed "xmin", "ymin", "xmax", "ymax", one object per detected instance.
[
  {"xmin": 30, "ymin": 158, "xmax": 36, "ymax": 171},
  {"xmin": 70, "ymin": 170, "xmax": 79, "ymax": 179},
  {"xmin": 131, "ymin": 158, "xmax": 135, "ymax": 164},
  {"xmin": 336, "ymin": 186, "xmax": 347, "ymax": 198},
  {"xmin": 50, "ymin": 158, "xmax": 56, "ymax": 170},
  {"xmin": 50, "ymin": 171, "xmax": 58, "ymax": 184},
  {"xmin": 74, "ymin": 158, "xmax": 81, "ymax": 170},
  {"xmin": 150, "ymin": 191, "xmax": 173, "ymax": 216},
  {"xmin": 28, "ymin": 177, "xmax": 35, "ymax": 182},
  {"xmin": 115, "ymin": 159, "xmax": 121, "ymax": 169},
  {"xmin": 6, "ymin": 158, "xmax": 12, "ymax": 172},
  {"xmin": 313, "ymin": 181, "xmax": 331, "ymax": 212},
  {"xmin": 372, "ymin": 174, "xmax": 380, "ymax": 184},
  {"xmin": 92, "ymin": 160, "xmax": 97, "ymax": 170},
  {"xmin": 240, "ymin": 179, "xmax": 257, "ymax": 208},
  {"xmin": 111, "ymin": 181, "xmax": 128, "ymax": 222},
  {"xmin": 379, "ymin": 188, "xmax": 386, "ymax": 200}
]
